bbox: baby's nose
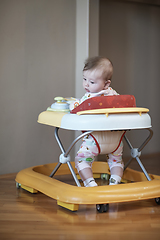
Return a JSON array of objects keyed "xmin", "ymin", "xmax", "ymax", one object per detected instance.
[{"xmin": 85, "ymin": 80, "xmax": 89, "ymax": 86}]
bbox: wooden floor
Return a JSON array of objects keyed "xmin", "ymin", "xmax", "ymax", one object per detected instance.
[{"xmin": 0, "ymin": 153, "xmax": 160, "ymax": 240}]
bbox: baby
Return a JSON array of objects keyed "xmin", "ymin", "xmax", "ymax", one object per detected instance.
[{"xmin": 70, "ymin": 56, "xmax": 124, "ymax": 187}]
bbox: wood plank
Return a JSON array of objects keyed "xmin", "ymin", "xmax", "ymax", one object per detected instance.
[{"xmin": 0, "ymin": 153, "xmax": 160, "ymax": 239}]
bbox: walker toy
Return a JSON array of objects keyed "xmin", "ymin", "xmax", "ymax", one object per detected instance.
[{"xmin": 15, "ymin": 95, "xmax": 160, "ymax": 213}]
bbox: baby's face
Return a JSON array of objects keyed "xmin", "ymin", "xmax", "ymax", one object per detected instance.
[{"xmin": 83, "ymin": 69, "xmax": 107, "ymax": 93}]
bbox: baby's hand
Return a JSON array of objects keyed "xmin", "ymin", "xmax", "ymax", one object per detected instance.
[{"xmin": 69, "ymin": 98, "xmax": 80, "ymax": 111}]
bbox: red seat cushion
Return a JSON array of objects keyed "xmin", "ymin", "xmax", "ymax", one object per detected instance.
[{"xmin": 71, "ymin": 95, "xmax": 136, "ymax": 114}]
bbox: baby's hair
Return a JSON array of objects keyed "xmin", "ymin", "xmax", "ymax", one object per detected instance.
[{"xmin": 83, "ymin": 56, "xmax": 113, "ymax": 81}]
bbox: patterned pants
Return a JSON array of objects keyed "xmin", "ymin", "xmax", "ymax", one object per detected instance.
[{"xmin": 75, "ymin": 134, "xmax": 124, "ymax": 170}]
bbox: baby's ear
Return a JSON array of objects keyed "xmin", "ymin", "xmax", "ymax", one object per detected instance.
[{"xmin": 104, "ymin": 80, "xmax": 111, "ymax": 89}]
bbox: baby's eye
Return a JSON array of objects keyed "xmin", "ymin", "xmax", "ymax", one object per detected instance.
[
  {"xmin": 83, "ymin": 78, "xmax": 87, "ymax": 81},
  {"xmin": 90, "ymin": 81, "xmax": 94, "ymax": 84}
]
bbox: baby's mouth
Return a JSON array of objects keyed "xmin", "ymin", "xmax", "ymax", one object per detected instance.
[{"xmin": 85, "ymin": 88, "xmax": 90, "ymax": 92}]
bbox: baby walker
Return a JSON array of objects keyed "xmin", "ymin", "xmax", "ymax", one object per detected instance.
[{"xmin": 15, "ymin": 95, "xmax": 160, "ymax": 213}]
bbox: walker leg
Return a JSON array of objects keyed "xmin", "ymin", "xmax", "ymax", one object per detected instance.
[
  {"xmin": 135, "ymin": 156, "xmax": 151, "ymax": 181},
  {"xmin": 124, "ymin": 157, "xmax": 133, "ymax": 170},
  {"xmin": 67, "ymin": 162, "xmax": 81, "ymax": 187},
  {"xmin": 50, "ymin": 162, "xmax": 62, "ymax": 177},
  {"xmin": 49, "ymin": 127, "xmax": 65, "ymax": 177},
  {"xmin": 124, "ymin": 129, "xmax": 153, "ymax": 181},
  {"xmin": 51, "ymin": 127, "xmax": 93, "ymax": 187},
  {"xmin": 138, "ymin": 128, "xmax": 153, "ymax": 152},
  {"xmin": 54, "ymin": 127, "xmax": 66, "ymax": 153}
]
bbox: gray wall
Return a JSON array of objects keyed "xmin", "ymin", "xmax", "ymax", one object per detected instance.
[
  {"xmin": 0, "ymin": 0, "xmax": 159, "ymax": 174},
  {"xmin": 99, "ymin": 0, "xmax": 160, "ymax": 155},
  {"xmin": 0, "ymin": 0, "xmax": 76, "ymax": 174}
]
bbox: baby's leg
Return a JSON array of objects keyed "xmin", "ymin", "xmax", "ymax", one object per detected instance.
[
  {"xmin": 108, "ymin": 142, "xmax": 124, "ymax": 185},
  {"xmin": 75, "ymin": 135, "xmax": 99, "ymax": 187},
  {"xmin": 75, "ymin": 160, "xmax": 97, "ymax": 187}
]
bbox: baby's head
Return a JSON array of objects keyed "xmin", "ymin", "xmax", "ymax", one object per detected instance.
[{"xmin": 83, "ymin": 56, "xmax": 113, "ymax": 93}]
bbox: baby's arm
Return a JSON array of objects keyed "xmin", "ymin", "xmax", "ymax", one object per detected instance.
[
  {"xmin": 69, "ymin": 94, "xmax": 88, "ymax": 110},
  {"xmin": 69, "ymin": 98, "xmax": 80, "ymax": 111}
]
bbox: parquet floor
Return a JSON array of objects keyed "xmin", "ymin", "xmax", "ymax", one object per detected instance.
[{"xmin": 0, "ymin": 153, "xmax": 160, "ymax": 240}]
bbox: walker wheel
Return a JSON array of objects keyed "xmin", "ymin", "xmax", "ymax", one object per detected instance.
[
  {"xmin": 16, "ymin": 182, "xmax": 21, "ymax": 189},
  {"xmin": 96, "ymin": 204, "xmax": 109, "ymax": 213},
  {"xmin": 101, "ymin": 173, "xmax": 110, "ymax": 181},
  {"xmin": 155, "ymin": 197, "xmax": 160, "ymax": 205}
]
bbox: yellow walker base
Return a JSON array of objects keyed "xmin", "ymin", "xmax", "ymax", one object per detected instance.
[
  {"xmin": 15, "ymin": 99, "xmax": 160, "ymax": 212},
  {"xmin": 15, "ymin": 161, "xmax": 160, "ymax": 212}
]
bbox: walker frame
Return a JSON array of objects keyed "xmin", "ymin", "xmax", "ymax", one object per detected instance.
[{"xmin": 15, "ymin": 96, "xmax": 160, "ymax": 212}]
